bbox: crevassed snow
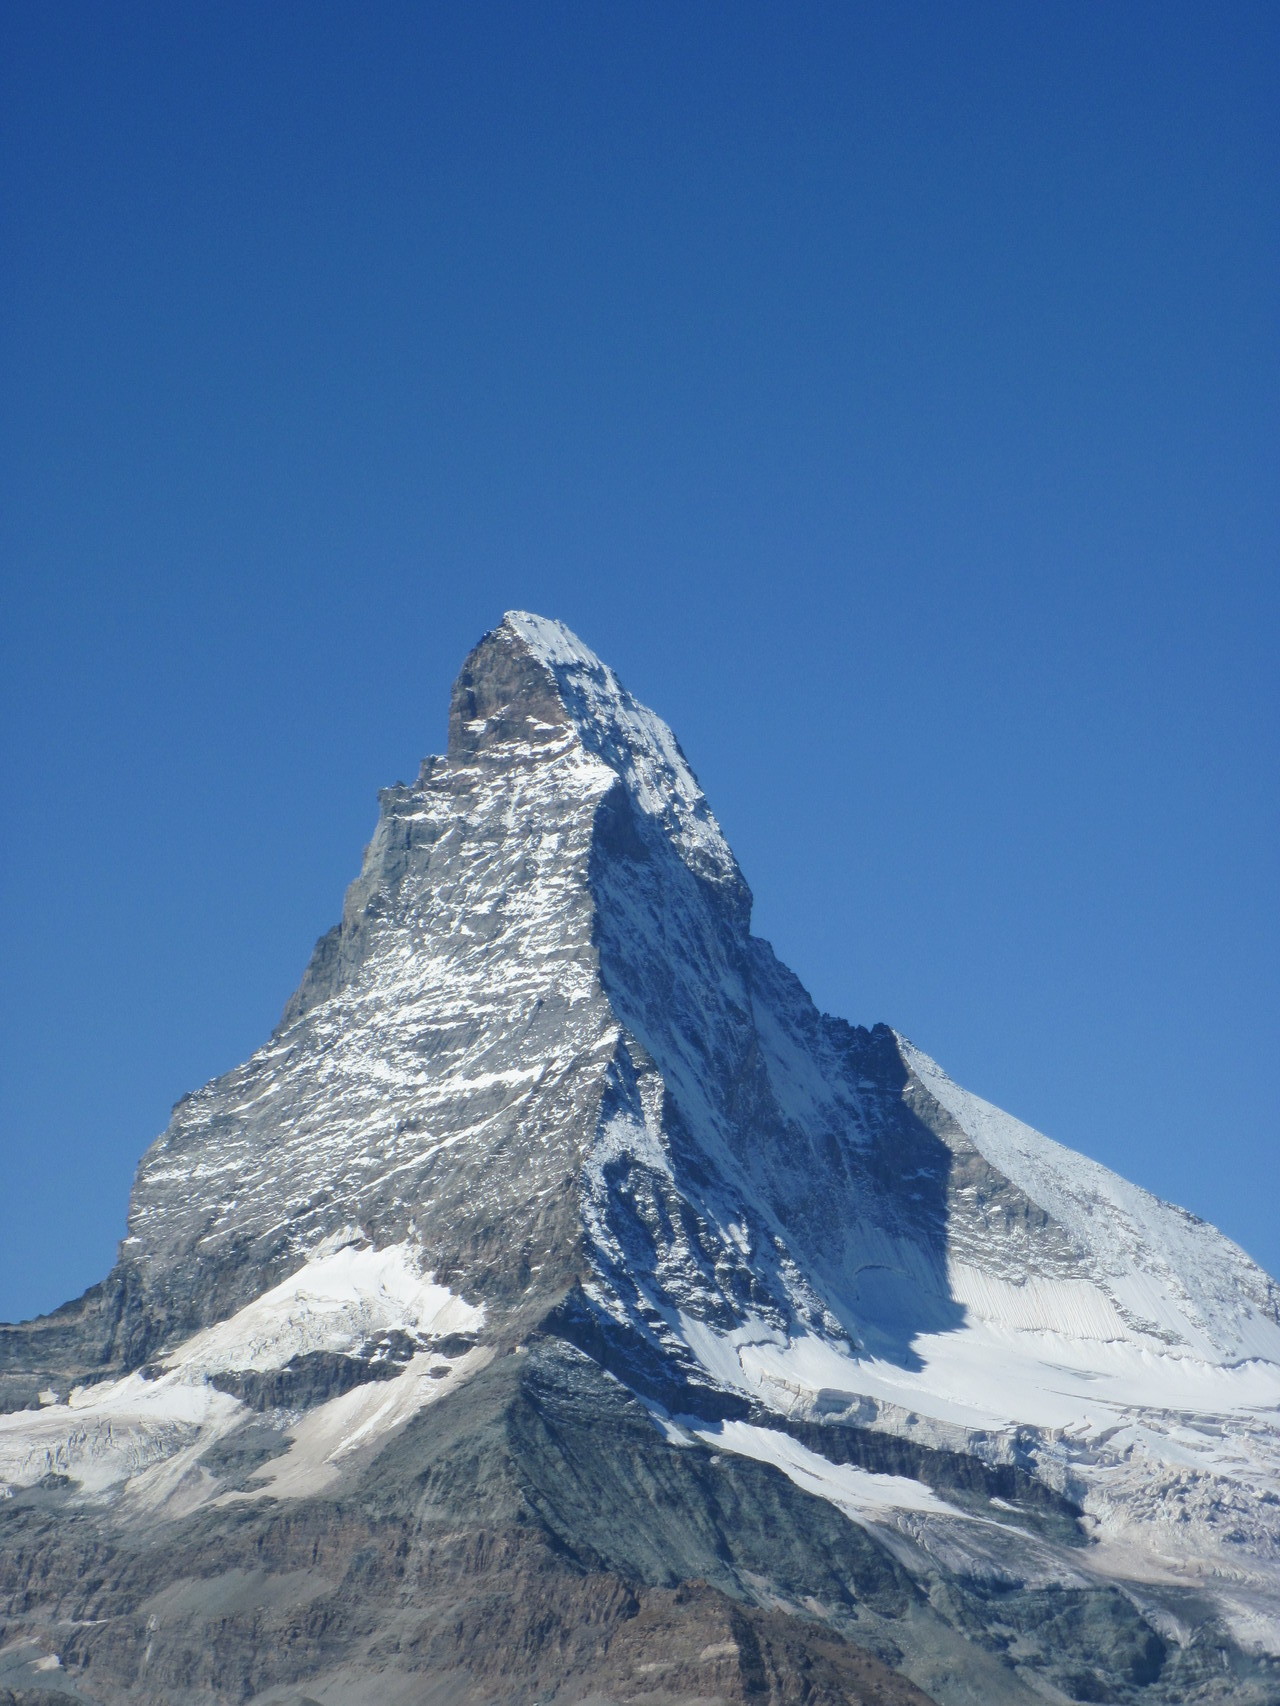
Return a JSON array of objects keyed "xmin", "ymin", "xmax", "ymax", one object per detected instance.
[
  {"xmin": 0, "ymin": 1369, "xmax": 241, "ymax": 1500},
  {"xmin": 0, "ymin": 1245, "xmax": 484, "ymax": 1507}
]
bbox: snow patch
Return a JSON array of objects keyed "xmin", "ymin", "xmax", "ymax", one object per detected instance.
[
  {"xmin": 903, "ymin": 1039, "xmax": 1280, "ymax": 1365},
  {"xmin": 0, "ymin": 1244, "xmax": 484, "ymax": 1508},
  {"xmin": 946, "ymin": 1261, "xmax": 1130, "ymax": 1341},
  {"xmin": 694, "ymin": 1418, "xmax": 965, "ymax": 1523},
  {"xmin": 168, "ymin": 1241, "xmax": 482, "ymax": 1378},
  {"xmin": 230, "ymin": 1343, "xmax": 495, "ymax": 1501}
]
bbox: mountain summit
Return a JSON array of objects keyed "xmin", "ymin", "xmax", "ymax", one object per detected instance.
[{"xmin": 3, "ymin": 613, "xmax": 1278, "ymax": 1706}]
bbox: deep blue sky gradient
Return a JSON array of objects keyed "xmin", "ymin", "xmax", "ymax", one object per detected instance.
[{"xmin": 2, "ymin": 2, "xmax": 1277, "ymax": 1320}]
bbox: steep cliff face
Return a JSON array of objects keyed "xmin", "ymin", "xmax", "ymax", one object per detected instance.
[{"xmin": 2, "ymin": 613, "xmax": 1278, "ymax": 1706}]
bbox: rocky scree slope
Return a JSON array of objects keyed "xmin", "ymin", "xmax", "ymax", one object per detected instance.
[{"xmin": 1, "ymin": 611, "xmax": 1279, "ymax": 1706}]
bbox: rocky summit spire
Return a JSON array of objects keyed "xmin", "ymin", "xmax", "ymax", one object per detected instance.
[
  {"xmin": 447, "ymin": 612, "xmax": 577, "ymax": 760},
  {"xmin": 2, "ymin": 614, "xmax": 1279, "ymax": 1706},
  {"xmin": 450, "ymin": 612, "xmax": 746, "ymax": 900}
]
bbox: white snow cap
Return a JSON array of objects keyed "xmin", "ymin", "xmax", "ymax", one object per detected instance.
[{"xmin": 502, "ymin": 611, "xmax": 744, "ymax": 897}]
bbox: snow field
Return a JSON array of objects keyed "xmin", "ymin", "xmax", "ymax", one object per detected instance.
[{"xmin": 0, "ymin": 1244, "xmax": 485, "ymax": 1509}]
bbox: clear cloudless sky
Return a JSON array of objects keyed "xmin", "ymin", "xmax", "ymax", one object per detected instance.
[{"xmin": 1, "ymin": 2, "xmax": 1276, "ymax": 1321}]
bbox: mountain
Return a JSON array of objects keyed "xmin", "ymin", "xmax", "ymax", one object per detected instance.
[{"xmin": 2, "ymin": 611, "xmax": 1278, "ymax": 1706}]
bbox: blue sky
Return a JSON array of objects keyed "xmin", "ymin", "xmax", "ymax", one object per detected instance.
[{"xmin": 2, "ymin": 1, "xmax": 1276, "ymax": 1321}]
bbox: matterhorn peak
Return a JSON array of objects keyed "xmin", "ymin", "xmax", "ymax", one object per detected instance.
[
  {"xmin": 2, "ymin": 613, "xmax": 1278, "ymax": 1706},
  {"xmin": 448, "ymin": 610, "xmax": 745, "ymax": 898}
]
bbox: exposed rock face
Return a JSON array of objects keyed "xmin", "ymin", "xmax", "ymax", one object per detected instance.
[{"xmin": 2, "ymin": 612, "xmax": 1279, "ymax": 1706}]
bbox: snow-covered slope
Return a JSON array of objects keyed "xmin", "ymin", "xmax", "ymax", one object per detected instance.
[
  {"xmin": 2, "ymin": 611, "xmax": 1278, "ymax": 1701},
  {"xmin": 905, "ymin": 1043, "xmax": 1280, "ymax": 1361},
  {"xmin": 0, "ymin": 1243, "xmax": 485, "ymax": 1512}
]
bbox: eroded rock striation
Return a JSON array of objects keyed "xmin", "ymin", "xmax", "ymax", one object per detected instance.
[{"xmin": 2, "ymin": 612, "xmax": 1279, "ymax": 1706}]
